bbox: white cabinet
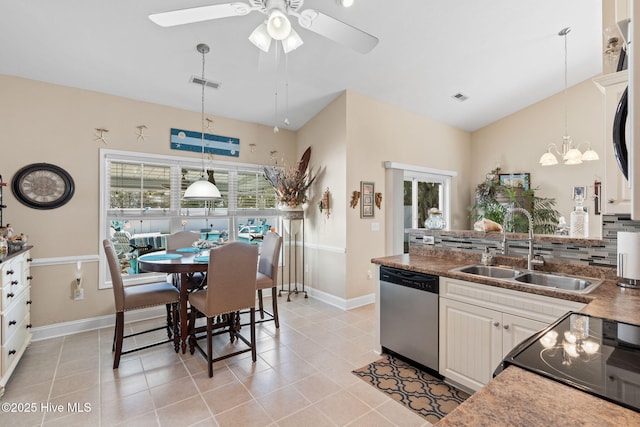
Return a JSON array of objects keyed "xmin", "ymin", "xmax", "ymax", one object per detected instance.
[
  {"xmin": 0, "ymin": 248, "xmax": 32, "ymax": 398},
  {"xmin": 593, "ymin": 71, "xmax": 630, "ymax": 214},
  {"xmin": 439, "ymin": 277, "xmax": 584, "ymax": 392}
]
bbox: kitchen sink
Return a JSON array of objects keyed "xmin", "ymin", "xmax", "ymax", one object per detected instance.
[
  {"xmin": 513, "ymin": 272, "xmax": 601, "ymax": 293},
  {"xmin": 453, "ymin": 264, "xmax": 523, "ymax": 279},
  {"xmin": 450, "ymin": 264, "xmax": 603, "ymax": 294}
]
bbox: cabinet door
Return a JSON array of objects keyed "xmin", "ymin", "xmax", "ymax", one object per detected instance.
[
  {"xmin": 501, "ymin": 313, "xmax": 547, "ymax": 357},
  {"xmin": 439, "ymin": 297, "xmax": 502, "ymax": 392}
]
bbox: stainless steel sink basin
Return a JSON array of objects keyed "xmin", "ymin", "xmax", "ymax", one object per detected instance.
[
  {"xmin": 450, "ymin": 264, "xmax": 603, "ymax": 294},
  {"xmin": 513, "ymin": 272, "xmax": 602, "ymax": 293},
  {"xmin": 453, "ymin": 264, "xmax": 523, "ymax": 279}
]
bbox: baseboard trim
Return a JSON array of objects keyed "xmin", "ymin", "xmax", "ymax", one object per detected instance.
[
  {"xmin": 31, "ymin": 306, "xmax": 166, "ymax": 342},
  {"xmin": 306, "ymin": 287, "xmax": 375, "ymax": 310},
  {"xmin": 32, "ymin": 290, "xmax": 375, "ymax": 341}
]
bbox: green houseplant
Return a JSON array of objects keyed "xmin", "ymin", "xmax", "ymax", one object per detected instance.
[{"xmin": 470, "ymin": 167, "xmax": 560, "ymax": 234}]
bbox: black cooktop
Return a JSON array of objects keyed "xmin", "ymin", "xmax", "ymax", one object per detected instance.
[{"xmin": 497, "ymin": 311, "xmax": 640, "ymax": 413}]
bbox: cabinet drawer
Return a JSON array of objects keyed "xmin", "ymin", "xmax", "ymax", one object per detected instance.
[
  {"xmin": 1, "ymin": 287, "xmax": 30, "ymax": 344},
  {"xmin": 1, "ymin": 258, "xmax": 19, "ymax": 288},
  {"xmin": 1, "ymin": 317, "xmax": 30, "ymax": 376},
  {"xmin": 1, "ymin": 271, "xmax": 25, "ymax": 312}
]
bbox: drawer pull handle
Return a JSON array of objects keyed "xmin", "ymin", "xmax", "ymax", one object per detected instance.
[
  {"xmin": 27, "ymin": 276, "xmax": 33, "ymax": 280},
  {"xmin": 11, "ymin": 280, "xmax": 18, "ymax": 285},
  {"xmin": 8, "ymin": 320, "xmax": 16, "ymax": 326},
  {"xmin": 493, "ymin": 321, "xmax": 500, "ymax": 327},
  {"xmin": 6, "ymin": 269, "xmax": 14, "ymax": 275},
  {"xmin": 26, "ymin": 300, "xmax": 32, "ymax": 305},
  {"xmin": 7, "ymin": 293, "xmax": 14, "ymax": 298},
  {"xmin": 503, "ymin": 324, "xmax": 510, "ymax": 330},
  {"xmin": 8, "ymin": 349, "xmax": 16, "ymax": 356},
  {"xmin": 27, "ymin": 258, "xmax": 32, "ymax": 262},
  {"xmin": 26, "ymin": 324, "xmax": 32, "ymax": 329}
]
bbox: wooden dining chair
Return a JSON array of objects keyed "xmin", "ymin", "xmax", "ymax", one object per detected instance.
[
  {"xmin": 256, "ymin": 231, "xmax": 282, "ymax": 328},
  {"xmin": 187, "ymin": 241, "xmax": 259, "ymax": 377},
  {"xmin": 103, "ymin": 240, "xmax": 180, "ymax": 369}
]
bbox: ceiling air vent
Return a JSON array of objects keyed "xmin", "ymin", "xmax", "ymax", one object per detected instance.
[
  {"xmin": 190, "ymin": 76, "xmax": 221, "ymax": 89},
  {"xmin": 452, "ymin": 92, "xmax": 468, "ymax": 102}
]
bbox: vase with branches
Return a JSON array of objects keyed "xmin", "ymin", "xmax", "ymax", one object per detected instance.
[{"xmin": 264, "ymin": 146, "xmax": 317, "ymax": 209}]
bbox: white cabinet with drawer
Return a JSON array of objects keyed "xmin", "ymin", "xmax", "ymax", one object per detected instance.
[
  {"xmin": 0, "ymin": 248, "xmax": 33, "ymax": 398},
  {"xmin": 439, "ymin": 277, "xmax": 585, "ymax": 393}
]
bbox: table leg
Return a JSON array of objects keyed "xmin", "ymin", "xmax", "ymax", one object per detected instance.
[{"xmin": 179, "ymin": 272, "xmax": 189, "ymax": 353}]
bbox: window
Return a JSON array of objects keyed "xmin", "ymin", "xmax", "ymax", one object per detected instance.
[
  {"xmin": 100, "ymin": 149, "xmax": 279, "ymax": 288},
  {"xmin": 384, "ymin": 162, "xmax": 456, "ymax": 254}
]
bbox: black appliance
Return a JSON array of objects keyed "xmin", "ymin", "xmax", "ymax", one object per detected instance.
[{"xmin": 496, "ymin": 312, "xmax": 640, "ymax": 413}]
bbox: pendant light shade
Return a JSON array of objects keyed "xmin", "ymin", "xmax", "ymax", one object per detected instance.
[
  {"xmin": 183, "ymin": 177, "xmax": 221, "ymax": 200},
  {"xmin": 183, "ymin": 43, "xmax": 222, "ymax": 201}
]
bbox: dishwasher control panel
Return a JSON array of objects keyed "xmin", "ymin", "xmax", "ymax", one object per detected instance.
[{"xmin": 379, "ymin": 266, "xmax": 439, "ymax": 294}]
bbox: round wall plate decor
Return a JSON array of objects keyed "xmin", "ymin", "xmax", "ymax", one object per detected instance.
[{"xmin": 12, "ymin": 163, "xmax": 75, "ymax": 209}]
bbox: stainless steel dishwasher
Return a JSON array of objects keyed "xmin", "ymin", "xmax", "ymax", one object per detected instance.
[{"xmin": 380, "ymin": 265, "xmax": 439, "ymax": 374}]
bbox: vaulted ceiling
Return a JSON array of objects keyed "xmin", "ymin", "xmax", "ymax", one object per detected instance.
[{"xmin": 0, "ymin": 0, "xmax": 603, "ymax": 132}]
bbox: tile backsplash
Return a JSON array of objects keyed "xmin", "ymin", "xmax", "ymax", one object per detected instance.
[{"xmin": 409, "ymin": 214, "xmax": 640, "ymax": 267}]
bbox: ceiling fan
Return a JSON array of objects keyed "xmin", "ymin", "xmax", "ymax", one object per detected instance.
[{"xmin": 149, "ymin": 0, "xmax": 378, "ymax": 54}]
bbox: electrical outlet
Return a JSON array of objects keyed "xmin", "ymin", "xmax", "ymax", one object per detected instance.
[
  {"xmin": 73, "ymin": 288, "xmax": 84, "ymax": 301},
  {"xmin": 304, "ymin": 264, "xmax": 309, "ymax": 273},
  {"xmin": 367, "ymin": 270, "xmax": 373, "ymax": 280},
  {"xmin": 423, "ymin": 235, "xmax": 435, "ymax": 245}
]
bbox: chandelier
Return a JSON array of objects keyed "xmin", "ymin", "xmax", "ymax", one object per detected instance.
[{"xmin": 539, "ymin": 27, "xmax": 599, "ymax": 166}]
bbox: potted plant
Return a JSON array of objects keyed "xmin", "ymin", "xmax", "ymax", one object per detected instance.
[
  {"xmin": 263, "ymin": 146, "xmax": 317, "ymax": 210},
  {"xmin": 470, "ymin": 167, "xmax": 560, "ymax": 234}
]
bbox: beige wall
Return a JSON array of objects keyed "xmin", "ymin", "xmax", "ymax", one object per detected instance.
[
  {"xmin": 344, "ymin": 92, "xmax": 471, "ymax": 300},
  {"xmin": 0, "ymin": 74, "xmax": 297, "ymax": 327},
  {"xmin": 470, "ymin": 78, "xmax": 605, "ymax": 237}
]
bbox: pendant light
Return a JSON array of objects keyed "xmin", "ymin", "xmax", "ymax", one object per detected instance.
[
  {"xmin": 183, "ymin": 43, "xmax": 222, "ymax": 201},
  {"xmin": 539, "ymin": 28, "xmax": 600, "ymax": 166}
]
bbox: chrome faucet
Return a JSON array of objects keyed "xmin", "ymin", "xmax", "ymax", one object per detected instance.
[{"xmin": 502, "ymin": 207, "xmax": 536, "ymax": 270}]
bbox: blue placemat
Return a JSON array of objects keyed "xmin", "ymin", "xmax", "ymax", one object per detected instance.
[
  {"xmin": 194, "ymin": 256, "xmax": 210, "ymax": 263},
  {"xmin": 140, "ymin": 253, "xmax": 183, "ymax": 261},
  {"xmin": 176, "ymin": 247, "xmax": 199, "ymax": 253}
]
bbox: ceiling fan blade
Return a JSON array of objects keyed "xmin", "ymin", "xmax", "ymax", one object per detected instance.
[
  {"xmin": 149, "ymin": 2, "xmax": 251, "ymax": 27},
  {"xmin": 297, "ymin": 9, "xmax": 378, "ymax": 54}
]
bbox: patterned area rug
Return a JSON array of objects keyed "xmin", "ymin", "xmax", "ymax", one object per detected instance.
[{"xmin": 352, "ymin": 355, "xmax": 470, "ymax": 424}]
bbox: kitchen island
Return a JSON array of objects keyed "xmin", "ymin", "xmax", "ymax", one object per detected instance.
[{"xmin": 371, "ymin": 251, "xmax": 640, "ymax": 425}]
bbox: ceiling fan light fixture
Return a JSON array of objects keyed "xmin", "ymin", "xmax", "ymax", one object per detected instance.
[
  {"xmin": 282, "ymin": 28, "xmax": 304, "ymax": 53},
  {"xmin": 249, "ymin": 22, "xmax": 272, "ymax": 52},
  {"xmin": 338, "ymin": 0, "xmax": 355, "ymax": 7},
  {"xmin": 267, "ymin": 9, "xmax": 291, "ymax": 40}
]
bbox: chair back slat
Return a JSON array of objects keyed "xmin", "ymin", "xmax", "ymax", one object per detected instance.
[
  {"xmin": 166, "ymin": 231, "xmax": 199, "ymax": 251},
  {"xmin": 103, "ymin": 239, "xmax": 126, "ymax": 312},
  {"xmin": 258, "ymin": 231, "xmax": 282, "ymax": 283},
  {"xmin": 205, "ymin": 242, "xmax": 258, "ymax": 315}
]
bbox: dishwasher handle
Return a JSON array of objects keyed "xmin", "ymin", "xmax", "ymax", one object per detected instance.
[{"xmin": 380, "ymin": 266, "xmax": 439, "ymax": 294}]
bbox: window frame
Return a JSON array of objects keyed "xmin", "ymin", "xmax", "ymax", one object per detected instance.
[{"xmin": 99, "ymin": 149, "xmax": 278, "ymax": 289}]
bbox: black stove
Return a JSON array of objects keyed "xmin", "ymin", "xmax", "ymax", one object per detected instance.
[{"xmin": 496, "ymin": 311, "xmax": 640, "ymax": 413}]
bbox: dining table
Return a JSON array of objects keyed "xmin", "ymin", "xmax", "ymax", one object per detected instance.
[{"xmin": 137, "ymin": 248, "xmax": 210, "ymax": 353}]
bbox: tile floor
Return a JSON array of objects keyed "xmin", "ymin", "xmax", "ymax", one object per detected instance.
[{"xmin": 1, "ymin": 295, "xmax": 430, "ymax": 427}]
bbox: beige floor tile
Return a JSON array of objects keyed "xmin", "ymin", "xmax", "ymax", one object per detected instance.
[
  {"xmin": 291, "ymin": 372, "xmax": 341, "ymax": 403},
  {"xmin": 214, "ymin": 399, "xmax": 273, "ymax": 427},
  {"xmin": 275, "ymin": 405, "xmax": 335, "ymax": 427},
  {"xmin": 315, "ymin": 389, "xmax": 371, "ymax": 426},
  {"xmin": 346, "ymin": 410, "xmax": 397, "ymax": 427},
  {"xmin": 100, "ymin": 390, "xmax": 155, "ymax": 425},
  {"xmin": 201, "ymin": 381, "xmax": 253, "ymax": 414},
  {"xmin": 256, "ymin": 384, "xmax": 311, "ymax": 421},
  {"xmin": 150, "ymin": 376, "xmax": 199, "ymax": 409},
  {"xmin": 7, "ymin": 298, "xmax": 436, "ymax": 427},
  {"xmin": 156, "ymin": 395, "xmax": 212, "ymax": 427}
]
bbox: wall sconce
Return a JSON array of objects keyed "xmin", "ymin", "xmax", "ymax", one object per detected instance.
[{"xmin": 319, "ymin": 187, "xmax": 331, "ymax": 218}]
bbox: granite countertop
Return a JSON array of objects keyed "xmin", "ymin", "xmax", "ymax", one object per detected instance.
[{"xmin": 371, "ymin": 251, "xmax": 640, "ymax": 425}]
